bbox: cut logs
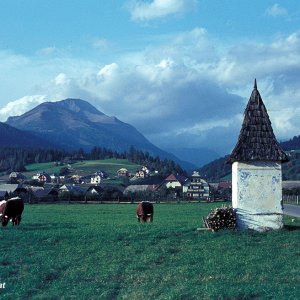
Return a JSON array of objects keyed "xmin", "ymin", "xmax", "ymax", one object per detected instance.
[{"xmin": 203, "ymin": 207, "xmax": 236, "ymax": 232}]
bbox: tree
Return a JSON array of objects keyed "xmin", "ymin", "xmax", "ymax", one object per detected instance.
[{"xmin": 59, "ymin": 167, "xmax": 70, "ymax": 176}]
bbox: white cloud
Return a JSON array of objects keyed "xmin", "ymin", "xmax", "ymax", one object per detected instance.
[
  {"xmin": 156, "ymin": 58, "xmax": 174, "ymax": 69},
  {"xmin": 266, "ymin": 3, "xmax": 288, "ymax": 17},
  {"xmin": 54, "ymin": 73, "xmax": 70, "ymax": 86},
  {"xmin": 0, "ymin": 95, "xmax": 46, "ymax": 121},
  {"xmin": 1, "ymin": 28, "xmax": 300, "ymax": 155},
  {"xmin": 176, "ymin": 117, "xmax": 238, "ymax": 135},
  {"xmin": 128, "ymin": 0, "xmax": 198, "ymax": 22},
  {"xmin": 97, "ymin": 63, "xmax": 119, "ymax": 78}
]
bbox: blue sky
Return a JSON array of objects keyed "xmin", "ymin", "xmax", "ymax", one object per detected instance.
[{"xmin": 0, "ymin": 0, "xmax": 300, "ymax": 156}]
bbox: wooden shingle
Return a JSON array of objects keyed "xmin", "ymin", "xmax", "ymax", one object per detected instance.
[{"xmin": 227, "ymin": 79, "xmax": 288, "ymax": 164}]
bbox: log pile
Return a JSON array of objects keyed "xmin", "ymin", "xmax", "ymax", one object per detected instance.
[{"xmin": 203, "ymin": 207, "xmax": 236, "ymax": 232}]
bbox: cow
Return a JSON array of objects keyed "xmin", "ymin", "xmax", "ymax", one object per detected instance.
[
  {"xmin": 136, "ymin": 201, "xmax": 154, "ymax": 223},
  {"xmin": 0, "ymin": 200, "xmax": 6, "ymax": 216},
  {"xmin": 0, "ymin": 197, "xmax": 24, "ymax": 227}
]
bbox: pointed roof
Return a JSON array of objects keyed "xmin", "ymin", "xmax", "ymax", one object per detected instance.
[
  {"xmin": 165, "ymin": 174, "xmax": 187, "ymax": 184},
  {"xmin": 227, "ymin": 80, "xmax": 288, "ymax": 163}
]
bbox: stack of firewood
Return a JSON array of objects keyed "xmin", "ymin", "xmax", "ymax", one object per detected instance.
[{"xmin": 203, "ymin": 207, "xmax": 236, "ymax": 231}]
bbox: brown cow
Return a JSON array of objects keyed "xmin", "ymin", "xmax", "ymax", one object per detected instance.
[
  {"xmin": 0, "ymin": 197, "xmax": 24, "ymax": 227},
  {"xmin": 136, "ymin": 201, "xmax": 154, "ymax": 223}
]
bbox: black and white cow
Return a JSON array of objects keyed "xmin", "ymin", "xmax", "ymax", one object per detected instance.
[{"xmin": 0, "ymin": 197, "xmax": 24, "ymax": 226}]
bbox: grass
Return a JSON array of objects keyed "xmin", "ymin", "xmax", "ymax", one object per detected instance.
[
  {"xmin": 24, "ymin": 159, "xmax": 141, "ymax": 179},
  {"xmin": 0, "ymin": 203, "xmax": 299, "ymax": 299}
]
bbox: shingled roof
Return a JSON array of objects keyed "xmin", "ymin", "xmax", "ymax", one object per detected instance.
[{"xmin": 227, "ymin": 79, "xmax": 288, "ymax": 164}]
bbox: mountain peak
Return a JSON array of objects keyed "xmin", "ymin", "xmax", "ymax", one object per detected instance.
[
  {"xmin": 5, "ymin": 98, "xmax": 142, "ymax": 151},
  {"xmin": 55, "ymin": 98, "xmax": 105, "ymax": 115},
  {"xmin": 4, "ymin": 98, "xmax": 194, "ymax": 169}
]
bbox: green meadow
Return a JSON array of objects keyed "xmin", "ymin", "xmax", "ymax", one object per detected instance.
[
  {"xmin": 25, "ymin": 159, "xmax": 141, "ymax": 178},
  {"xmin": 0, "ymin": 203, "xmax": 299, "ymax": 299}
]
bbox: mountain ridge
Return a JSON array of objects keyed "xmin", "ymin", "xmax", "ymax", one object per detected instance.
[
  {"xmin": 5, "ymin": 98, "xmax": 196, "ymax": 170},
  {"xmin": 164, "ymin": 147, "xmax": 220, "ymax": 167},
  {"xmin": 0, "ymin": 122, "xmax": 55, "ymax": 149}
]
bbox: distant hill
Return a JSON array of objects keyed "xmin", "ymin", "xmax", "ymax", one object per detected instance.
[
  {"xmin": 199, "ymin": 156, "xmax": 231, "ymax": 181},
  {"xmin": 199, "ymin": 145, "xmax": 300, "ymax": 182},
  {"xmin": 6, "ymin": 98, "xmax": 195, "ymax": 170},
  {"xmin": 0, "ymin": 122, "xmax": 53, "ymax": 149},
  {"xmin": 165, "ymin": 147, "xmax": 220, "ymax": 168},
  {"xmin": 281, "ymin": 135, "xmax": 300, "ymax": 150}
]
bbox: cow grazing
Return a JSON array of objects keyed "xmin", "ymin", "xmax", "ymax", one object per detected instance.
[
  {"xmin": 0, "ymin": 200, "xmax": 6, "ymax": 216},
  {"xmin": 136, "ymin": 201, "xmax": 154, "ymax": 223},
  {"xmin": 0, "ymin": 197, "xmax": 24, "ymax": 227}
]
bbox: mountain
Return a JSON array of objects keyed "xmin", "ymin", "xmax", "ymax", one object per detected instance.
[
  {"xmin": 164, "ymin": 147, "xmax": 220, "ymax": 168},
  {"xmin": 280, "ymin": 135, "xmax": 300, "ymax": 151},
  {"xmin": 6, "ymin": 98, "xmax": 196, "ymax": 170},
  {"xmin": 6, "ymin": 98, "xmax": 158, "ymax": 151},
  {"xmin": 199, "ymin": 156, "xmax": 231, "ymax": 181},
  {"xmin": 0, "ymin": 122, "xmax": 54, "ymax": 149},
  {"xmin": 199, "ymin": 138, "xmax": 300, "ymax": 182}
]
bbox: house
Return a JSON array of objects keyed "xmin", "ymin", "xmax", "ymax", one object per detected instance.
[
  {"xmin": 70, "ymin": 175, "xmax": 82, "ymax": 184},
  {"xmin": 59, "ymin": 185, "xmax": 87, "ymax": 198},
  {"xmin": 9, "ymin": 172, "xmax": 26, "ymax": 183},
  {"xmin": 86, "ymin": 185, "xmax": 104, "ymax": 195},
  {"xmin": 86, "ymin": 185, "xmax": 125, "ymax": 202},
  {"xmin": 227, "ymin": 80, "xmax": 288, "ymax": 231},
  {"xmin": 90, "ymin": 171, "xmax": 107, "ymax": 184},
  {"xmin": 50, "ymin": 174, "xmax": 66, "ymax": 184},
  {"xmin": 124, "ymin": 185, "xmax": 150, "ymax": 193},
  {"xmin": 32, "ymin": 172, "xmax": 51, "ymax": 183},
  {"xmin": 155, "ymin": 173, "xmax": 187, "ymax": 199},
  {"xmin": 29, "ymin": 187, "xmax": 58, "ymax": 202},
  {"xmin": 91, "ymin": 174, "xmax": 101, "ymax": 185},
  {"xmin": 164, "ymin": 174, "xmax": 187, "ymax": 188},
  {"xmin": 117, "ymin": 168, "xmax": 129, "ymax": 177},
  {"xmin": 135, "ymin": 166, "xmax": 149, "ymax": 178},
  {"xmin": 130, "ymin": 175, "xmax": 164, "ymax": 186},
  {"xmin": 123, "ymin": 185, "xmax": 151, "ymax": 195},
  {"xmin": 135, "ymin": 170, "xmax": 147, "ymax": 178},
  {"xmin": 183, "ymin": 171, "xmax": 210, "ymax": 199},
  {"xmin": 85, "ymin": 186, "xmax": 105, "ymax": 201},
  {"xmin": 0, "ymin": 184, "xmax": 25, "ymax": 197},
  {"xmin": 207, "ymin": 182, "xmax": 231, "ymax": 200},
  {"xmin": 127, "ymin": 175, "xmax": 164, "ymax": 196},
  {"xmin": 0, "ymin": 184, "xmax": 27, "ymax": 201},
  {"xmin": 282, "ymin": 181, "xmax": 300, "ymax": 191}
]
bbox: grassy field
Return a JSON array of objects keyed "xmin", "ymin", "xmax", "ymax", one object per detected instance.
[
  {"xmin": 0, "ymin": 203, "xmax": 299, "ymax": 299},
  {"xmin": 24, "ymin": 159, "xmax": 141, "ymax": 179}
]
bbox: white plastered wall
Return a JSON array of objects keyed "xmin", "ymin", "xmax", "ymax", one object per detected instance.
[{"xmin": 232, "ymin": 161, "xmax": 283, "ymax": 231}]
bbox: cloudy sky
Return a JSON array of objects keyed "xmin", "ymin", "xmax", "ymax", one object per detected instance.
[{"xmin": 0, "ymin": 0, "xmax": 300, "ymax": 156}]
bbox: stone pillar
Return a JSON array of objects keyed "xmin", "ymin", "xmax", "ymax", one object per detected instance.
[{"xmin": 232, "ymin": 161, "xmax": 283, "ymax": 231}]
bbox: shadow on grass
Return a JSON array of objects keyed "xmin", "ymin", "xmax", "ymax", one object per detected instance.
[{"xmin": 284, "ymin": 224, "xmax": 300, "ymax": 231}]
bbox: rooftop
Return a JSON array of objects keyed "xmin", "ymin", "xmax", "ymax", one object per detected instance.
[{"xmin": 227, "ymin": 79, "xmax": 288, "ymax": 164}]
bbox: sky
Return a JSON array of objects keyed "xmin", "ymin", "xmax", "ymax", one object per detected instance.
[{"xmin": 0, "ymin": 0, "xmax": 300, "ymax": 156}]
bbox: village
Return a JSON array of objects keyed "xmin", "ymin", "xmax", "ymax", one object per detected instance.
[
  {"xmin": 0, "ymin": 167, "xmax": 217, "ymax": 203},
  {"xmin": 1, "ymin": 162, "xmax": 299, "ymax": 206}
]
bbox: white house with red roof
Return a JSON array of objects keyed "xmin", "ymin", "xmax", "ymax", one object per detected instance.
[{"xmin": 164, "ymin": 174, "xmax": 188, "ymax": 188}]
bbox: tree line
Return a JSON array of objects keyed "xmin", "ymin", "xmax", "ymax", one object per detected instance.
[{"xmin": 0, "ymin": 146, "xmax": 185, "ymax": 177}]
